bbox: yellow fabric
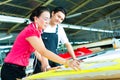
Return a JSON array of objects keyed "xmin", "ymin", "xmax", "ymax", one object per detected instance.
[{"xmin": 25, "ymin": 58, "xmax": 120, "ymax": 79}]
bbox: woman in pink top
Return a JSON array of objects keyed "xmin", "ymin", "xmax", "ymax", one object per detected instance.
[{"xmin": 1, "ymin": 6, "xmax": 80, "ymax": 80}]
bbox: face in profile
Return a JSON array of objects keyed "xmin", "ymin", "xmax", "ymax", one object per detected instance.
[
  {"xmin": 51, "ymin": 11, "xmax": 65, "ymax": 25},
  {"xmin": 36, "ymin": 11, "xmax": 50, "ymax": 30}
]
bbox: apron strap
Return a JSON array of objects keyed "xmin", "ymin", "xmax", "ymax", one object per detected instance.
[{"xmin": 56, "ymin": 25, "xmax": 58, "ymax": 34}]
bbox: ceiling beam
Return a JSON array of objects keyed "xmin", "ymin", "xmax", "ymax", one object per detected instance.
[
  {"xmin": 70, "ymin": 30, "xmax": 81, "ymax": 36},
  {"xmin": 7, "ymin": 0, "xmax": 53, "ymax": 34},
  {"xmin": 75, "ymin": 9, "xmax": 104, "ymax": 25},
  {"xmin": 0, "ymin": 28, "xmax": 8, "ymax": 30},
  {"xmin": 71, "ymin": 10, "xmax": 119, "ymax": 35},
  {"xmin": 71, "ymin": 15, "xmax": 120, "ymax": 36},
  {"xmin": 2, "ymin": 14, "xmax": 113, "ymax": 34},
  {"xmin": 114, "ymin": 24, "xmax": 120, "ymax": 29},
  {"xmin": 67, "ymin": 0, "xmax": 92, "ymax": 15},
  {"xmin": 75, "ymin": 9, "xmax": 102, "ymax": 25},
  {"xmin": 66, "ymin": 0, "xmax": 77, "ymax": 5},
  {"xmin": 85, "ymin": 7, "xmax": 120, "ymax": 26},
  {"xmin": 0, "ymin": 0, "xmax": 12, "ymax": 5},
  {"xmin": 0, "ymin": 11, "xmax": 24, "ymax": 17},
  {"xmin": 5, "ymin": 3, "xmax": 31, "ymax": 10},
  {"xmin": 75, "ymin": 1, "xmax": 120, "ymax": 25},
  {"xmin": 42, "ymin": 0, "xmax": 53, "ymax": 6},
  {"xmin": 7, "ymin": 24, "xmax": 21, "ymax": 34},
  {"xmin": 35, "ymin": 0, "xmax": 56, "ymax": 7},
  {"xmin": 92, "ymin": 15, "xmax": 120, "ymax": 30},
  {"xmin": 67, "ymin": 1, "xmax": 120, "ymax": 20},
  {"xmin": 26, "ymin": 0, "xmax": 53, "ymax": 17},
  {"xmin": 93, "ymin": 0, "xmax": 106, "ymax": 15}
]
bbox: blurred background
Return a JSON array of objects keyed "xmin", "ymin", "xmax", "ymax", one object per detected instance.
[{"xmin": 0, "ymin": 0, "xmax": 120, "ymax": 67}]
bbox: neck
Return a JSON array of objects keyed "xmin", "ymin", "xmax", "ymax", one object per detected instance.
[
  {"xmin": 34, "ymin": 22, "xmax": 41, "ymax": 30},
  {"xmin": 49, "ymin": 21, "xmax": 56, "ymax": 27}
]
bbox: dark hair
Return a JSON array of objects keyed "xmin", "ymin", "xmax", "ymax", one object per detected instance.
[
  {"xmin": 30, "ymin": 6, "xmax": 50, "ymax": 21},
  {"xmin": 52, "ymin": 7, "xmax": 67, "ymax": 16}
]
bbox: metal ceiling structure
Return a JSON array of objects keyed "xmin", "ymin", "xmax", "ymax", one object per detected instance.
[{"xmin": 0, "ymin": 0, "xmax": 120, "ymax": 46}]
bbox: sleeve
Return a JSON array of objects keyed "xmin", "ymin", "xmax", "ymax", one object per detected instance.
[
  {"xmin": 25, "ymin": 26, "xmax": 40, "ymax": 38},
  {"xmin": 58, "ymin": 26, "xmax": 69, "ymax": 44}
]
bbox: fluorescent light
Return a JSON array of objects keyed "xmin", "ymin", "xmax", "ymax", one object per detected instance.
[
  {"xmin": 0, "ymin": 35, "xmax": 13, "ymax": 40},
  {"xmin": 0, "ymin": 45, "xmax": 12, "ymax": 49},
  {"xmin": 60, "ymin": 24, "xmax": 113, "ymax": 33},
  {"xmin": 0, "ymin": 15, "xmax": 27, "ymax": 23},
  {"xmin": 70, "ymin": 41, "xmax": 89, "ymax": 44},
  {"xmin": 0, "ymin": 15, "xmax": 113, "ymax": 33},
  {"xmin": 104, "ymin": 30, "xmax": 113, "ymax": 33},
  {"xmin": 66, "ymin": 13, "xmax": 82, "ymax": 18},
  {"xmin": 81, "ymin": 27, "xmax": 91, "ymax": 31},
  {"xmin": 69, "ymin": 25, "xmax": 80, "ymax": 29}
]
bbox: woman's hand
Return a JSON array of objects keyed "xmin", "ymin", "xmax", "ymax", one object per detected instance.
[
  {"xmin": 41, "ymin": 64, "xmax": 49, "ymax": 72},
  {"xmin": 65, "ymin": 59, "xmax": 82, "ymax": 70},
  {"xmin": 46, "ymin": 66, "xmax": 61, "ymax": 71},
  {"xmin": 41, "ymin": 56, "xmax": 50, "ymax": 72},
  {"xmin": 41, "ymin": 65, "xmax": 61, "ymax": 71}
]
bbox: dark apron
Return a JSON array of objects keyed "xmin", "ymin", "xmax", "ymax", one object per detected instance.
[
  {"xmin": 42, "ymin": 26, "xmax": 58, "ymax": 54},
  {"xmin": 33, "ymin": 25, "xmax": 60, "ymax": 74}
]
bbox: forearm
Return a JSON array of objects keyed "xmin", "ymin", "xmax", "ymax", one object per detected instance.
[
  {"xmin": 41, "ymin": 49, "xmax": 66, "ymax": 65},
  {"xmin": 34, "ymin": 51, "xmax": 50, "ymax": 67},
  {"xmin": 26, "ymin": 37, "xmax": 66, "ymax": 65},
  {"xmin": 34, "ymin": 51, "xmax": 42, "ymax": 61},
  {"xmin": 41, "ymin": 56, "xmax": 49, "ymax": 66},
  {"xmin": 65, "ymin": 42, "xmax": 76, "ymax": 59}
]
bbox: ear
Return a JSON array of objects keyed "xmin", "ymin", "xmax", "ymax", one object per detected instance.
[
  {"xmin": 34, "ymin": 16, "xmax": 38, "ymax": 21},
  {"xmin": 34, "ymin": 16, "xmax": 41, "ymax": 23},
  {"xmin": 51, "ymin": 11, "xmax": 55, "ymax": 17}
]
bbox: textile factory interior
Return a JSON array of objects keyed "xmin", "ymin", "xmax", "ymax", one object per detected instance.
[{"xmin": 0, "ymin": 0, "xmax": 120, "ymax": 80}]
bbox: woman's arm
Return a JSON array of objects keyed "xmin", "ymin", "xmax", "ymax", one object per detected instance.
[
  {"xmin": 26, "ymin": 36, "xmax": 66, "ymax": 65},
  {"xmin": 34, "ymin": 51, "xmax": 42, "ymax": 61},
  {"xmin": 34, "ymin": 51, "xmax": 50, "ymax": 71},
  {"xmin": 26, "ymin": 36, "xmax": 80, "ymax": 70}
]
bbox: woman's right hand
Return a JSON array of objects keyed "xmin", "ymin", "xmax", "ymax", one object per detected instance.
[{"xmin": 65, "ymin": 59, "xmax": 82, "ymax": 70}]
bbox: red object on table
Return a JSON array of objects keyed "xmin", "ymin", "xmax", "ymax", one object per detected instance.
[{"xmin": 58, "ymin": 47, "xmax": 92, "ymax": 59}]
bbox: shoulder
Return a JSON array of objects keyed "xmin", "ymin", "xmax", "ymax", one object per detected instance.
[
  {"xmin": 57, "ymin": 24, "xmax": 66, "ymax": 36},
  {"xmin": 23, "ymin": 23, "xmax": 41, "ymax": 37},
  {"xmin": 57, "ymin": 24, "xmax": 64, "ymax": 30}
]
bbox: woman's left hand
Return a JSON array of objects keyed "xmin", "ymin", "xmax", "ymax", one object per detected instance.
[{"xmin": 46, "ymin": 66, "xmax": 61, "ymax": 71}]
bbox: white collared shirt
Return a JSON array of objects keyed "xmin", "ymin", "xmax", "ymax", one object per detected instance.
[{"xmin": 43, "ymin": 24, "xmax": 69, "ymax": 44}]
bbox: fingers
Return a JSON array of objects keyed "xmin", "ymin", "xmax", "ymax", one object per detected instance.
[
  {"xmin": 78, "ymin": 60, "xmax": 84, "ymax": 62},
  {"xmin": 74, "ymin": 60, "xmax": 81, "ymax": 70},
  {"xmin": 41, "ymin": 67, "xmax": 47, "ymax": 72},
  {"xmin": 69, "ymin": 59, "xmax": 81, "ymax": 70},
  {"xmin": 47, "ymin": 66, "xmax": 61, "ymax": 71}
]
